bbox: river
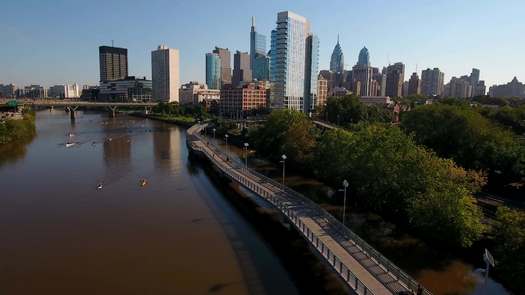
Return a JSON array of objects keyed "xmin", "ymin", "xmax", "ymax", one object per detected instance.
[{"xmin": 0, "ymin": 110, "xmax": 302, "ymax": 295}]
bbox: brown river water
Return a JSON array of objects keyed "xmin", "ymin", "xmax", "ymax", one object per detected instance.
[{"xmin": 0, "ymin": 111, "xmax": 300, "ymax": 295}]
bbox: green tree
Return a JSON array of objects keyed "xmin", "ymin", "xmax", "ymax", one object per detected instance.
[
  {"xmin": 493, "ymin": 207, "xmax": 525, "ymax": 294},
  {"xmin": 323, "ymin": 95, "xmax": 392, "ymax": 126}
]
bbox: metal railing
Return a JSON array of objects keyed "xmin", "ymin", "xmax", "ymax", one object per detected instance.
[{"xmin": 188, "ymin": 124, "xmax": 431, "ymax": 295}]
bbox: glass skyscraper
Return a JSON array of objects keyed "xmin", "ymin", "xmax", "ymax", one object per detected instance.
[
  {"xmin": 330, "ymin": 36, "xmax": 344, "ymax": 73},
  {"xmin": 305, "ymin": 34, "xmax": 319, "ymax": 114},
  {"xmin": 205, "ymin": 53, "xmax": 221, "ymax": 90},
  {"xmin": 357, "ymin": 47, "xmax": 370, "ymax": 67},
  {"xmin": 270, "ymin": 11, "xmax": 318, "ymax": 112},
  {"xmin": 250, "ymin": 17, "xmax": 268, "ymax": 81}
]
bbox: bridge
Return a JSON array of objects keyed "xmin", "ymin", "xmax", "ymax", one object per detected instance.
[
  {"xmin": 187, "ymin": 123, "xmax": 430, "ymax": 295},
  {"xmin": 0, "ymin": 99, "xmax": 158, "ymax": 119}
]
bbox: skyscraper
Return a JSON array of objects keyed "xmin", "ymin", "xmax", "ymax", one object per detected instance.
[
  {"xmin": 212, "ymin": 47, "xmax": 232, "ymax": 86},
  {"xmin": 329, "ymin": 35, "xmax": 344, "ymax": 74},
  {"xmin": 408, "ymin": 72, "xmax": 421, "ymax": 96},
  {"xmin": 385, "ymin": 62, "xmax": 405, "ymax": 98},
  {"xmin": 304, "ymin": 34, "xmax": 320, "ymax": 113},
  {"xmin": 357, "ymin": 47, "xmax": 370, "ymax": 67},
  {"xmin": 99, "ymin": 46, "xmax": 128, "ymax": 82},
  {"xmin": 232, "ymin": 51, "xmax": 252, "ymax": 87},
  {"xmin": 250, "ymin": 16, "xmax": 266, "ymax": 71},
  {"xmin": 206, "ymin": 53, "xmax": 221, "ymax": 90},
  {"xmin": 252, "ymin": 53, "xmax": 269, "ymax": 81},
  {"xmin": 151, "ymin": 45, "xmax": 180, "ymax": 102},
  {"xmin": 421, "ymin": 68, "xmax": 445, "ymax": 97},
  {"xmin": 270, "ymin": 11, "xmax": 317, "ymax": 112}
]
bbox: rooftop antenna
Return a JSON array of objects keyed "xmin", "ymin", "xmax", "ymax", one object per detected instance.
[
  {"xmin": 111, "ymin": 40, "xmax": 114, "ymax": 47},
  {"xmin": 337, "ymin": 34, "xmax": 340, "ymax": 44},
  {"xmin": 252, "ymin": 16, "xmax": 255, "ymax": 27},
  {"xmin": 416, "ymin": 63, "xmax": 419, "ymax": 74},
  {"xmin": 387, "ymin": 53, "xmax": 391, "ymax": 65}
]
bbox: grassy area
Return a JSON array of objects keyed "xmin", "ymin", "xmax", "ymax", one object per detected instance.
[
  {"xmin": 145, "ymin": 113, "xmax": 197, "ymax": 127},
  {"xmin": 0, "ymin": 112, "xmax": 36, "ymax": 145}
]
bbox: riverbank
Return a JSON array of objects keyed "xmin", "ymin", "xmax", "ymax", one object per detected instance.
[
  {"xmin": 0, "ymin": 111, "xmax": 36, "ymax": 144},
  {"xmin": 131, "ymin": 112, "xmax": 196, "ymax": 127}
]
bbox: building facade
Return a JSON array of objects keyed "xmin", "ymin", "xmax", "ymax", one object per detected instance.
[
  {"xmin": 250, "ymin": 16, "xmax": 267, "ymax": 72},
  {"xmin": 316, "ymin": 74, "xmax": 328, "ymax": 108},
  {"xmin": 489, "ymin": 77, "xmax": 525, "ymax": 98},
  {"xmin": 99, "ymin": 76, "xmax": 152, "ymax": 101},
  {"xmin": 252, "ymin": 53, "xmax": 269, "ymax": 81},
  {"xmin": 329, "ymin": 36, "xmax": 344, "ymax": 74},
  {"xmin": 220, "ymin": 81, "xmax": 268, "ymax": 116},
  {"xmin": 205, "ymin": 53, "xmax": 221, "ymax": 90},
  {"xmin": 179, "ymin": 81, "xmax": 220, "ymax": 106},
  {"xmin": 270, "ymin": 11, "xmax": 318, "ymax": 112},
  {"xmin": 407, "ymin": 72, "xmax": 421, "ymax": 96},
  {"xmin": 212, "ymin": 47, "xmax": 232, "ymax": 86},
  {"xmin": 232, "ymin": 51, "xmax": 252, "ymax": 87},
  {"xmin": 421, "ymin": 68, "xmax": 444, "ymax": 97},
  {"xmin": 304, "ymin": 34, "xmax": 320, "ymax": 113},
  {"xmin": 99, "ymin": 46, "xmax": 128, "ymax": 82},
  {"xmin": 385, "ymin": 62, "xmax": 405, "ymax": 98},
  {"xmin": 0, "ymin": 84, "xmax": 16, "ymax": 98},
  {"xmin": 151, "ymin": 45, "xmax": 180, "ymax": 102}
]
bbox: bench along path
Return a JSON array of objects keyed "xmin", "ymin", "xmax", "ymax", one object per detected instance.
[{"xmin": 187, "ymin": 124, "xmax": 430, "ymax": 295}]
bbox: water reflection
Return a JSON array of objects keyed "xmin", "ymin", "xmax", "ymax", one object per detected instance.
[{"xmin": 153, "ymin": 125, "xmax": 183, "ymax": 172}]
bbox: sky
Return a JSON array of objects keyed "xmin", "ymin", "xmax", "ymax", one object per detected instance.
[{"xmin": 1, "ymin": 0, "xmax": 524, "ymax": 88}]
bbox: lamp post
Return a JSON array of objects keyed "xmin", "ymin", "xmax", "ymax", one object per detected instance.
[
  {"xmin": 243, "ymin": 142, "xmax": 249, "ymax": 169},
  {"xmin": 280, "ymin": 154, "xmax": 287, "ymax": 186},
  {"xmin": 224, "ymin": 134, "xmax": 229, "ymax": 160},
  {"xmin": 213, "ymin": 128, "xmax": 216, "ymax": 140},
  {"xmin": 342, "ymin": 179, "xmax": 349, "ymax": 226}
]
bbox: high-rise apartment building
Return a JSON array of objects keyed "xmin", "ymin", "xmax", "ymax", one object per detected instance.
[
  {"xmin": 352, "ymin": 65, "xmax": 373, "ymax": 96},
  {"xmin": 99, "ymin": 46, "xmax": 128, "ymax": 82},
  {"xmin": 408, "ymin": 72, "xmax": 421, "ymax": 96},
  {"xmin": 385, "ymin": 62, "xmax": 405, "ymax": 98},
  {"xmin": 212, "ymin": 47, "xmax": 232, "ymax": 86},
  {"xmin": 489, "ymin": 77, "xmax": 525, "ymax": 98},
  {"xmin": 421, "ymin": 68, "xmax": 444, "ymax": 97},
  {"xmin": 304, "ymin": 34, "xmax": 320, "ymax": 113},
  {"xmin": 270, "ymin": 11, "xmax": 318, "ymax": 112},
  {"xmin": 232, "ymin": 51, "xmax": 252, "ymax": 87},
  {"xmin": 205, "ymin": 53, "xmax": 221, "ymax": 90},
  {"xmin": 250, "ymin": 17, "xmax": 267, "ymax": 71},
  {"xmin": 316, "ymin": 74, "xmax": 328, "ymax": 108},
  {"xmin": 151, "ymin": 45, "xmax": 180, "ymax": 102},
  {"xmin": 330, "ymin": 36, "xmax": 344, "ymax": 74},
  {"xmin": 252, "ymin": 53, "xmax": 269, "ymax": 81}
]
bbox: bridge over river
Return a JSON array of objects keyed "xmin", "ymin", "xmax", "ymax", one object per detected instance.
[{"xmin": 187, "ymin": 123, "xmax": 431, "ymax": 295}]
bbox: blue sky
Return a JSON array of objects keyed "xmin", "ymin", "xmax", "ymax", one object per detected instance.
[{"xmin": 1, "ymin": 0, "xmax": 524, "ymax": 87}]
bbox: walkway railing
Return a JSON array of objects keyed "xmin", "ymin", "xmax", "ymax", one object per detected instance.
[{"xmin": 187, "ymin": 124, "xmax": 431, "ymax": 295}]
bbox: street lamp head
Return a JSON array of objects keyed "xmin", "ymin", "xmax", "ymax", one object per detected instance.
[
  {"xmin": 281, "ymin": 154, "xmax": 287, "ymax": 160},
  {"xmin": 343, "ymin": 179, "xmax": 349, "ymax": 188},
  {"xmin": 244, "ymin": 142, "xmax": 249, "ymax": 147},
  {"xmin": 213, "ymin": 128, "xmax": 216, "ymax": 132},
  {"xmin": 225, "ymin": 134, "xmax": 229, "ymax": 138}
]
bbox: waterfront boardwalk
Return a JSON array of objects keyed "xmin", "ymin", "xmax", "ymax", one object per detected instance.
[{"xmin": 187, "ymin": 124, "xmax": 430, "ymax": 295}]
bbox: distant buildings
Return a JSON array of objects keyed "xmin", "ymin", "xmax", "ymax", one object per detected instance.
[
  {"xmin": 407, "ymin": 72, "xmax": 421, "ymax": 96},
  {"xmin": 444, "ymin": 68, "xmax": 486, "ymax": 98},
  {"xmin": 421, "ymin": 68, "xmax": 444, "ymax": 97},
  {"xmin": 385, "ymin": 62, "xmax": 405, "ymax": 98},
  {"xmin": 316, "ymin": 74, "xmax": 328, "ymax": 108},
  {"xmin": 212, "ymin": 47, "xmax": 232, "ymax": 87},
  {"xmin": 357, "ymin": 47, "xmax": 370, "ymax": 67},
  {"xmin": 352, "ymin": 62, "xmax": 374, "ymax": 96},
  {"xmin": 250, "ymin": 16, "xmax": 268, "ymax": 81},
  {"xmin": 0, "ymin": 84, "xmax": 16, "ymax": 98},
  {"xmin": 220, "ymin": 81, "xmax": 269, "ymax": 116},
  {"xmin": 205, "ymin": 53, "xmax": 221, "ymax": 90},
  {"xmin": 489, "ymin": 77, "xmax": 525, "ymax": 98},
  {"xmin": 179, "ymin": 81, "xmax": 220, "ymax": 111},
  {"xmin": 22, "ymin": 85, "xmax": 47, "ymax": 99},
  {"xmin": 270, "ymin": 11, "xmax": 319, "ymax": 113},
  {"xmin": 48, "ymin": 84, "xmax": 82, "ymax": 98},
  {"xmin": 232, "ymin": 51, "xmax": 252, "ymax": 87},
  {"xmin": 99, "ymin": 76, "xmax": 152, "ymax": 101},
  {"xmin": 304, "ymin": 34, "xmax": 320, "ymax": 113},
  {"xmin": 99, "ymin": 46, "xmax": 128, "ymax": 82},
  {"xmin": 329, "ymin": 36, "xmax": 344, "ymax": 74},
  {"xmin": 151, "ymin": 45, "xmax": 180, "ymax": 102}
]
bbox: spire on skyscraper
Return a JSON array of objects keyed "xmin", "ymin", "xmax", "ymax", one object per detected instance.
[
  {"xmin": 357, "ymin": 46, "xmax": 370, "ymax": 67},
  {"xmin": 329, "ymin": 35, "xmax": 344, "ymax": 73}
]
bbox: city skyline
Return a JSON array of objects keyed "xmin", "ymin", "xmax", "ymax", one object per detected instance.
[{"xmin": 1, "ymin": 0, "xmax": 525, "ymax": 88}]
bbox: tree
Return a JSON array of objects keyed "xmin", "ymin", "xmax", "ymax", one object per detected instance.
[
  {"xmin": 323, "ymin": 95, "xmax": 392, "ymax": 126},
  {"xmin": 493, "ymin": 207, "xmax": 525, "ymax": 294},
  {"xmin": 401, "ymin": 104, "xmax": 525, "ymax": 193}
]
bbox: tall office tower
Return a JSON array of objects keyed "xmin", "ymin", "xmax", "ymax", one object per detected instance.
[
  {"xmin": 99, "ymin": 46, "xmax": 128, "ymax": 82},
  {"xmin": 232, "ymin": 51, "xmax": 252, "ymax": 87},
  {"xmin": 408, "ymin": 72, "xmax": 421, "ymax": 96},
  {"xmin": 421, "ymin": 68, "xmax": 445, "ymax": 97},
  {"xmin": 385, "ymin": 62, "xmax": 405, "ymax": 97},
  {"xmin": 250, "ymin": 17, "xmax": 267, "ymax": 71},
  {"xmin": 253, "ymin": 53, "xmax": 269, "ymax": 81},
  {"xmin": 357, "ymin": 47, "xmax": 370, "ymax": 67},
  {"xmin": 151, "ymin": 45, "xmax": 180, "ymax": 102},
  {"xmin": 206, "ymin": 53, "xmax": 221, "ymax": 90},
  {"xmin": 212, "ymin": 47, "xmax": 232, "ymax": 86},
  {"xmin": 270, "ymin": 11, "xmax": 315, "ymax": 112},
  {"xmin": 304, "ymin": 34, "xmax": 320, "ymax": 113},
  {"xmin": 470, "ymin": 68, "xmax": 480, "ymax": 87},
  {"xmin": 329, "ymin": 35, "xmax": 344, "ymax": 73},
  {"xmin": 316, "ymin": 74, "xmax": 328, "ymax": 108},
  {"xmin": 447, "ymin": 77, "xmax": 472, "ymax": 98}
]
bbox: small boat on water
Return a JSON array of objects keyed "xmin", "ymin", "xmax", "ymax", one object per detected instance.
[
  {"xmin": 65, "ymin": 142, "xmax": 76, "ymax": 148},
  {"xmin": 97, "ymin": 183, "xmax": 103, "ymax": 190},
  {"xmin": 139, "ymin": 179, "xmax": 148, "ymax": 187},
  {"xmin": 67, "ymin": 132, "xmax": 75, "ymax": 137}
]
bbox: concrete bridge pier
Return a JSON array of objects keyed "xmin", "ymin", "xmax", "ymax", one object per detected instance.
[
  {"xmin": 144, "ymin": 106, "xmax": 152, "ymax": 115},
  {"xmin": 108, "ymin": 106, "xmax": 118, "ymax": 117},
  {"xmin": 49, "ymin": 106, "xmax": 54, "ymax": 112},
  {"xmin": 65, "ymin": 106, "xmax": 79, "ymax": 119}
]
